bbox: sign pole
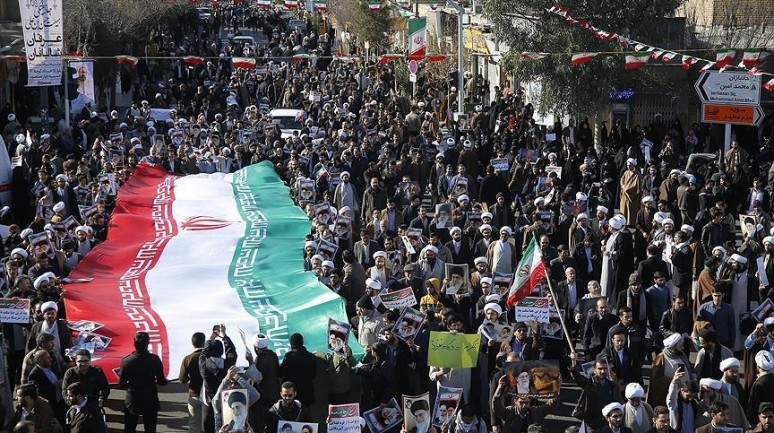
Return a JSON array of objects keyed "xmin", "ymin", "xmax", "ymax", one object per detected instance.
[
  {"xmin": 724, "ymin": 124, "xmax": 732, "ymax": 157},
  {"xmin": 63, "ymin": 59, "xmax": 70, "ymax": 125}
]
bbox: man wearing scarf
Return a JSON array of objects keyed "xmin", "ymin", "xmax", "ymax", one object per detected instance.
[
  {"xmin": 607, "ymin": 306, "xmax": 647, "ymax": 378},
  {"xmin": 648, "ymin": 334, "xmax": 695, "ymax": 408},
  {"xmin": 615, "ymin": 273, "xmax": 648, "ymax": 329},
  {"xmin": 622, "ymin": 383, "xmax": 653, "ymax": 433},
  {"xmin": 696, "ymin": 378, "xmax": 749, "ymax": 429},
  {"xmin": 718, "ymin": 357, "xmax": 745, "ymax": 403},
  {"xmin": 694, "ymin": 257, "xmax": 720, "ymax": 317},
  {"xmin": 694, "ymin": 329, "xmax": 733, "ymax": 380},
  {"xmin": 620, "ymin": 158, "xmax": 643, "ymax": 224}
]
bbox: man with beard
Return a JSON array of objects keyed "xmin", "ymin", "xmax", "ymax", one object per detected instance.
[
  {"xmin": 697, "ymin": 378, "xmax": 749, "ymax": 428},
  {"xmin": 719, "ymin": 358, "xmax": 745, "ymax": 403},
  {"xmin": 223, "ymin": 390, "xmax": 251, "ymax": 433},
  {"xmin": 750, "ymin": 402, "xmax": 774, "ymax": 433},
  {"xmin": 333, "ymin": 171, "xmax": 359, "ymax": 218},
  {"xmin": 601, "ymin": 215, "xmax": 633, "ymax": 303},
  {"xmin": 748, "ymin": 351, "xmax": 774, "ymax": 423},
  {"xmin": 648, "ymin": 405, "xmax": 677, "ymax": 433},
  {"xmin": 65, "ymin": 382, "xmax": 106, "ymax": 433},
  {"xmin": 200, "ymin": 325, "xmax": 237, "ymax": 433},
  {"xmin": 52, "ymin": 174, "xmax": 80, "ymax": 219},
  {"xmin": 492, "ymin": 375, "xmax": 559, "ymax": 433},
  {"xmin": 26, "ymin": 301, "xmax": 73, "ymax": 361},
  {"xmin": 698, "ymin": 286, "xmax": 736, "ymax": 349},
  {"xmin": 648, "ymin": 334, "xmax": 695, "ymax": 408},
  {"xmin": 416, "ymin": 245, "xmax": 445, "ymax": 282},
  {"xmin": 601, "ymin": 403, "xmax": 634, "ymax": 433},
  {"xmin": 694, "ymin": 329, "xmax": 733, "ymax": 381},
  {"xmin": 361, "ymin": 177, "xmax": 387, "ymax": 222},
  {"xmin": 355, "ymin": 296, "xmax": 383, "ymax": 347},
  {"xmin": 696, "ymin": 401, "xmax": 737, "ymax": 433},
  {"xmin": 486, "ymin": 227, "xmax": 517, "ymax": 274},
  {"xmin": 266, "ymin": 382, "xmax": 309, "ymax": 433}
]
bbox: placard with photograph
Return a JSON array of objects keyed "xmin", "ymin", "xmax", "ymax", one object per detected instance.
[
  {"xmin": 327, "ymin": 318, "xmax": 351, "ymax": 353},
  {"xmin": 444, "ymin": 263, "xmax": 469, "ymax": 295},
  {"xmin": 431, "ymin": 386, "xmax": 462, "ymax": 427},
  {"xmin": 403, "ymin": 393, "xmax": 431, "ymax": 433},
  {"xmin": 393, "ymin": 307, "xmax": 426, "ymax": 341},
  {"xmin": 222, "ymin": 389, "xmax": 251, "ymax": 433},
  {"xmin": 364, "ymin": 398, "xmax": 403, "ymax": 433}
]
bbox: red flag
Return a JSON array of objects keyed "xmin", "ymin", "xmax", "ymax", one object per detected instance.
[{"xmin": 183, "ymin": 56, "xmax": 205, "ymax": 66}]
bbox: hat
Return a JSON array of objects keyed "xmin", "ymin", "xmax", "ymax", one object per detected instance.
[
  {"xmin": 480, "ymin": 277, "xmax": 493, "ymax": 286},
  {"xmin": 373, "ymin": 251, "xmax": 387, "ymax": 259},
  {"xmin": 609, "ymin": 216, "xmax": 624, "ymax": 230},
  {"xmin": 482, "ymin": 212, "xmax": 493, "ymax": 220},
  {"xmin": 670, "ymin": 169, "xmax": 681, "ymax": 175},
  {"xmin": 575, "ymin": 192, "xmax": 588, "ymax": 201},
  {"xmin": 53, "ymin": 202, "xmax": 65, "ymax": 213},
  {"xmin": 764, "ymin": 236, "xmax": 774, "ymax": 245},
  {"xmin": 322, "ymin": 260, "xmax": 335, "ymax": 269},
  {"xmin": 7, "ymin": 113, "xmax": 15, "ymax": 122},
  {"xmin": 338, "ymin": 206, "xmax": 351, "ymax": 215},
  {"xmin": 474, "ymin": 257, "xmax": 488, "ymax": 265},
  {"xmin": 303, "ymin": 241, "xmax": 317, "ymax": 250},
  {"xmin": 311, "ymin": 254, "xmax": 324, "ymax": 263},
  {"xmin": 625, "ymin": 383, "xmax": 645, "ymax": 399},
  {"xmin": 75, "ymin": 226, "xmax": 88, "ymax": 235},
  {"xmin": 730, "ymin": 253, "xmax": 748, "ymax": 264},
  {"xmin": 700, "ymin": 378, "xmax": 722, "ymax": 390},
  {"xmin": 596, "ymin": 205, "xmax": 609, "ymax": 214},
  {"xmin": 756, "ymin": 351, "xmax": 774, "ymax": 371},
  {"xmin": 252, "ymin": 333, "xmax": 271, "ymax": 349},
  {"xmin": 500, "ymin": 226, "xmax": 513, "ymax": 235},
  {"xmin": 484, "ymin": 302, "xmax": 502, "ymax": 316},
  {"xmin": 642, "ymin": 195, "xmax": 654, "ymax": 203},
  {"xmin": 457, "ymin": 194, "xmax": 470, "ymax": 203},
  {"xmin": 11, "ymin": 248, "xmax": 28, "ymax": 259},
  {"xmin": 39, "ymin": 300, "xmax": 57, "ymax": 312},
  {"xmin": 534, "ymin": 197, "xmax": 545, "ymax": 206},
  {"xmin": 654, "ymin": 212, "xmax": 669, "ymax": 224},
  {"xmin": 628, "ymin": 272, "xmax": 640, "ymax": 285},
  {"xmin": 423, "ymin": 245, "xmax": 438, "ymax": 255},
  {"xmin": 449, "ymin": 226, "xmax": 462, "ymax": 235},
  {"xmin": 446, "ymin": 138, "xmax": 455, "ymax": 146},
  {"xmin": 34, "ymin": 275, "xmax": 52, "ymax": 290},
  {"xmin": 719, "ymin": 357, "xmax": 741, "ymax": 371},
  {"xmin": 765, "ymin": 317, "xmax": 774, "ymax": 327},
  {"xmin": 576, "ymin": 213, "xmax": 589, "ymax": 221},
  {"xmin": 602, "ymin": 402, "xmax": 624, "ymax": 417},
  {"xmin": 340, "ymin": 171, "xmax": 350, "ymax": 178},
  {"xmin": 426, "ymin": 278, "xmax": 440, "ymax": 292},
  {"xmin": 356, "ymin": 295, "xmax": 375, "ymax": 310},
  {"xmin": 663, "ymin": 333, "xmax": 683, "ymax": 348},
  {"xmin": 626, "ymin": 158, "xmax": 637, "ymax": 167},
  {"xmin": 463, "ymin": 140, "xmax": 472, "ymax": 149},
  {"xmin": 662, "ymin": 218, "xmax": 674, "ymax": 227},
  {"xmin": 227, "ymin": 390, "xmax": 247, "ymax": 407},
  {"xmin": 365, "ymin": 278, "xmax": 381, "ymax": 291},
  {"xmin": 479, "ymin": 224, "xmax": 492, "ymax": 233},
  {"xmin": 681, "ymin": 224, "xmax": 694, "ymax": 233},
  {"xmin": 20, "ymin": 228, "xmax": 33, "ymax": 240},
  {"xmin": 404, "ymin": 263, "xmax": 416, "ymax": 272}
]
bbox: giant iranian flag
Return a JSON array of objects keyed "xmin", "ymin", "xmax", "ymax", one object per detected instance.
[
  {"xmin": 407, "ymin": 18, "xmax": 427, "ymax": 61},
  {"xmin": 64, "ymin": 162, "xmax": 354, "ymax": 383}
]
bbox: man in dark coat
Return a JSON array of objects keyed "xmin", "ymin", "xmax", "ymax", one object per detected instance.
[
  {"xmin": 279, "ymin": 333, "xmax": 318, "ymax": 407},
  {"xmin": 748, "ymin": 351, "xmax": 774, "ymax": 423},
  {"xmin": 199, "ymin": 325, "xmax": 237, "ymax": 433},
  {"xmin": 119, "ymin": 331, "xmax": 168, "ymax": 433},
  {"xmin": 65, "ymin": 382, "xmax": 107, "ymax": 433}
]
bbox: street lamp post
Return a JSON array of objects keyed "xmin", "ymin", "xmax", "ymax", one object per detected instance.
[{"xmin": 447, "ymin": 0, "xmax": 465, "ymax": 118}]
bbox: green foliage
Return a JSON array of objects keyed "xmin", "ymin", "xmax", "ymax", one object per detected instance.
[
  {"xmin": 350, "ymin": 0, "xmax": 395, "ymax": 51},
  {"xmin": 483, "ymin": 0, "xmax": 683, "ymax": 115}
]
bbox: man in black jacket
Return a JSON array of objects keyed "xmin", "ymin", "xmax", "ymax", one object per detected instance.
[
  {"xmin": 279, "ymin": 333, "xmax": 317, "ymax": 407},
  {"xmin": 119, "ymin": 331, "xmax": 168, "ymax": 433},
  {"xmin": 569, "ymin": 354, "xmax": 624, "ymax": 433},
  {"xmin": 65, "ymin": 382, "xmax": 107, "ymax": 433},
  {"xmin": 61, "ymin": 349, "xmax": 110, "ymax": 405},
  {"xmin": 584, "ymin": 298, "xmax": 618, "ymax": 360},
  {"xmin": 199, "ymin": 324, "xmax": 237, "ymax": 433},
  {"xmin": 266, "ymin": 382, "xmax": 310, "ymax": 433},
  {"xmin": 658, "ymin": 294, "xmax": 693, "ymax": 340}
]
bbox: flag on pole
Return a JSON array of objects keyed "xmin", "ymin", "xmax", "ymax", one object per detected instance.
[
  {"xmin": 506, "ymin": 235, "xmax": 546, "ymax": 307},
  {"xmin": 116, "ymin": 55, "xmax": 138, "ymax": 68},
  {"xmin": 313, "ymin": 0, "xmax": 327, "ymax": 10},
  {"xmin": 407, "ymin": 17, "xmax": 427, "ymax": 61},
  {"xmin": 368, "ymin": 1, "xmax": 381, "ymax": 10},
  {"xmin": 715, "ymin": 49, "xmax": 736, "ymax": 68},
  {"xmin": 284, "ymin": 0, "xmax": 298, "ymax": 8},
  {"xmin": 232, "ymin": 57, "xmax": 256, "ymax": 69},
  {"xmin": 63, "ymin": 162, "xmax": 359, "ymax": 383},
  {"xmin": 739, "ymin": 49, "xmax": 769, "ymax": 68},
  {"xmin": 625, "ymin": 52, "xmax": 650, "ymax": 70},
  {"xmin": 681, "ymin": 55, "xmax": 695, "ymax": 70},
  {"xmin": 764, "ymin": 78, "xmax": 774, "ymax": 93},
  {"xmin": 571, "ymin": 52, "xmax": 597, "ymax": 67},
  {"xmin": 256, "ymin": 0, "xmax": 271, "ymax": 7},
  {"xmin": 520, "ymin": 52, "xmax": 548, "ymax": 60}
]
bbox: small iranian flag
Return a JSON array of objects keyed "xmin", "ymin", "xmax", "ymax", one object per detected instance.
[
  {"xmin": 661, "ymin": 52, "xmax": 677, "ymax": 62},
  {"xmin": 116, "ymin": 55, "xmax": 138, "ymax": 68},
  {"xmin": 682, "ymin": 55, "xmax": 695, "ymax": 70},
  {"xmin": 700, "ymin": 61, "xmax": 716, "ymax": 72},
  {"xmin": 571, "ymin": 52, "xmax": 597, "ymax": 67},
  {"xmin": 232, "ymin": 57, "xmax": 256, "ymax": 69},
  {"xmin": 764, "ymin": 78, "xmax": 774, "ymax": 93},
  {"xmin": 313, "ymin": 164, "xmax": 329, "ymax": 182},
  {"xmin": 257, "ymin": 0, "xmax": 271, "ymax": 7},
  {"xmin": 715, "ymin": 49, "xmax": 736, "ymax": 68},
  {"xmin": 314, "ymin": 0, "xmax": 327, "ymax": 10},
  {"xmin": 739, "ymin": 49, "xmax": 769, "ymax": 68},
  {"xmin": 520, "ymin": 51, "xmax": 548, "ymax": 60},
  {"xmin": 183, "ymin": 56, "xmax": 205, "ymax": 66},
  {"xmin": 506, "ymin": 236, "xmax": 547, "ymax": 307},
  {"xmin": 625, "ymin": 52, "xmax": 650, "ymax": 70},
  {"xmin": 407, "ymin": 18, "xmax": 427, "ymax": 61},
  {"xmin": 368, "ymin": 1, "xmax": 380, "ymax": 10},
  {"xmin": 284, "ymin": 0, "xmax": 298, "ymax": 8}
]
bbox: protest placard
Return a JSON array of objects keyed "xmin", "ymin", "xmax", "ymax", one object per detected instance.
[
  {"xmin": 393, "ymin": 307, "xmax": 426, "ymax": 341},
  {"xmin": 431, "ymin": 386, "xmax": 463, "ymax": 427},
  {"xmin": 403, "ymin": 393, "xmax": 431, "ymax": 433},
  {"xmin": 427, "ymin": 332, "xmax": 480, "ymax": 368},
  {"xmin": 328, "ymin": 404, "xmax": 361, "ymax": 433},
  {"xmin": 514, "ymin": 297, "xmax": 550, "ymax": 323},
  {"xmin": 327, "ymin": 318, "xmax": 351, "ymax": 352},
  {"xmin": 364, "ymin": 398, "xmax": 402, "ymax": 433},
  {"xmin": 379, "ymin": 288, "xmax": 417, "ymax": 310},
  {"xmin": 0, "ymin": 298, "xmax": 30, "ymax": 324}
]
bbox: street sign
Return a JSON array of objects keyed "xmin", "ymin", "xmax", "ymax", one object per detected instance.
[
  {"xmin": 694, "ymin": 72, "xmax": 761, "ymax": 106},
  {"xmin": 409, "ymin": 73, "xmax": 417, "ymax": 83},
  {"xmin": 701, "ymin": 103, "xmax": 764, "ymax": 126},
  {"xmin": 408, "ymin": 59, "xmax": 418, "ymax": 74}
]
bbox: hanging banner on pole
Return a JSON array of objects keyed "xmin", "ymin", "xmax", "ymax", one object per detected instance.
[
  {"xmin": 407, "ymin": 18, "xmax": 427, "ymax": 61},
  {"xmin": 69, "ymin": 60, "xmax": 96, "ymax": 114},
  {"xmin": 19, "ymin": 0, "xmax": 64, "ymax": 86}
]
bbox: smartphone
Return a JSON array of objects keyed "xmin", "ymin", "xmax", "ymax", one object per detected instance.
[{"xmin": 212, "ymin": 325, "xmax": 221, "ymax": 333}]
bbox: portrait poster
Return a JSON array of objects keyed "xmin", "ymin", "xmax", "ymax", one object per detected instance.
[
  {"xmin": 431, "ymin": 386, "xmax": 462, "ymax": 427},
  {"xmin": 480, "ymin": 320, "xmax": 513, "ymax": 343},
  {"xmin": 278, "ymin": 422, "xmax": 318, "ymax": 433},
  {"xmin": 539, "ymin": 309, "xmax": 564, "ymax": 340},
  {"xmin": 327, "ymin": 318, "xmax": 351, "ymax": 353},
  {"xmin": 222, "ymin": 389, "xmax": 250, "ymax": 433},
  {"xmin": 364, "ymin": 398, "xmax": 403, "ymax": 433},
  {"xmin": 435, "ymin": 203, "xmax": 453, "ymax": 229},
  {"xmin": 392, "ymin": 307, "xmax": 426, "ymax": 341},
  {"xmin": 752, "ymin": 298, "xmax": 774, "ymax": 323},
  {"xmin": 444, "ymin": 263, "xmax": 469, "ymax": 295},
  {"xmin": 297, "ymin": 178, "xmax": 316, "ymax": 204},
  {"xmin": 490, "ymin": 158, "xmax": 509, "ymax": 172},
  {"xmin": 501, "ymin": 360, "xmax": 561, "ymax": 398},
  {"xmin": 402, "ymin": 393, "xmax": 431, "ymax": 433},
  {"xmin": 740, "ymin": 214, "xmax": 756, "ymax": 238},
  {"xmin": 70, "ymin": 60, "xmax": 95, "ymax": 112}
]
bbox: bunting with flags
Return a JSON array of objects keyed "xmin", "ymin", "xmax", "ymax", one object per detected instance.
[
  {"xmin": 183, "ymin": 56, "xmax": 205, "ymax": 66},
  {"xmin": 232, "ymin": 57, "xmax": 256, "ymax": 69},
  {"xmin": 739, "ymin": 49, "xmax": 769, "ymax": 68},
  {"xmin": 571, "ymin": 52, "xmax": 597, "ymax": 67},
  {"xmin": 367, "ymin": 1, "xmax": 381, "ymax": 10},
  {"xmin": 625, "ymin": 52, "xmax": 650, "ymax": 70},
  {"xmin": 116, "ymin": 55, "xmax": 138, "ymax": 68},
  {"xmin": 715, "ymin": 49, "xmax": 736, "ymax": 68},
  {"xmin": 520, "ymin": 52, "xmax": 548, "ymax": 60}
]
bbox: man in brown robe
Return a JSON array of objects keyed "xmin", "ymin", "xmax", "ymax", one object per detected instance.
[{"xmin": 620, "ymin": 158, "xmax": 643, "ymax": 225}]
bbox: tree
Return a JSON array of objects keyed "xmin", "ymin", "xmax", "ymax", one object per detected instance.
[
  {"xmin": 483, "ymin": 0, "xmax": 683, "ymax": 116},
  {"xmin": 329, "ymin": 0, "xmax": 394, "ymax": 53}
]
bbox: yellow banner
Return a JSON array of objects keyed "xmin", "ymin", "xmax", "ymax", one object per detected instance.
[
  {"xmin": 463, "ymin": 28, "xmax": 489, "ymax": 54},
  {"xmin": 427, "ymin": 331, "xmax": 480, "ymax": 368}
]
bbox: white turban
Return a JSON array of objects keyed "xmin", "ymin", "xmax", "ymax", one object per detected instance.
[
  {"xmin": 626, "ymin": 158, "xmax": 637, "ymax": 167},
  {"xmin": 609, "ymin": 216, "xmax": 624, "ymax": 230},
  {"xmin": 680, "ymin": 224, "xmax": 694, "ymax": 233},
  {"xmin": 33, "ymin": 275, "xmax": 52, "ymax": 290},
  {"xmin": 662, "ymin": 218, "xmax": 674, "ymax": 227},
  {"xmin": 719, "ymin": 357, "xmax": 741, "ymax": 371},
  {"xmin": 625, "ymin": 383, "xmax": 645, "ymax": 399},
  {"xmin": 252, "ymin": 333, "xmax": 271, "ymax": 349},
  {"xmin": 575, "ymin": 192, "xmax": 588, "ymax": 201},
  {"xmin": 730, "ymin": 253, "xmax": 747, "ymax": 264},
  {"xmin": 480, "ymin": 277, "xmax": 493, "ymax": 286},
  {"xmin": 449, "ymin": 227, "xmax": 462, "ymax": 236},
  {"xmin": 500, "ymin": 226, "xmax": 513, "ymax": 235},
  {"xmin": 576, "ymin": 213, "xmax": 589, "ymax": 221},
  {"xmin": 39, "ymin": 301, "xmax": 58, "ymax": 312},
  {"xmin": 366, "ymin": 278, "xmax": 381, "ymax": 290},
  {"xmin": 757, "ymin": 351, "xmax": 774, "ymax": 371},
  {"xmin": 53, "ymin": 202, "xmax": 65, "ymax": 213},
  {"xmin": 764, "ymin": 236, "xmax": 774, "ymax": 245},
  {"xmin": 373, "ymin": 251, "xmax": 387, "ymax": 259},
  {"xmin": 481, "ymin": 212, "xmax": 493, "ymax": 220},
  {"xmin": 534, "ymin": 197, "xmax": 545, "ymax": 206},
  {"xmin": 654, "ymin": 212, "xmax": 668, "ymax": 224},
  {"xmin": 663, "ymin": 333, "xmax": 683, "ymax": 348},
  {"xmin": 602, "ymin": 402, "xmax": 624, "ymax": 417},
  {"xmin": 479, "ymin": 224, "xmax": 492, "ymax": 233},
  {"xmin": 699, "ymin": 378, "xmax": 722, "ymax": 390},
  {"xmin": 596, "ymin": 205, "xmax": 608, "ymax": 214},
  {"xmin": 11, "ymin": 248, "xmax": 28, "ymax": 259},
  {"xmin": 322, "ymin": 260, "xmax": 335, "ymax": 269},
  {"xmin": 457, "ymin": 195, "xmax": 469, "ymax": 203},
  {"xmin": 641, "ymin": 195, "xmax": 654, "ymax": 203},
  {"xmin": 484, "ymin": 302, "xmax": 502, "ymax": 316},
  {"xmin": 423, "ymin": 245, "xmax": 438, "ymax": 255},
  {"xmin": 20, "ymin": 228, "xmax": 33, "ymax": 239},
  {"xmin": 485, "ymin": 294, "xmax": 501, "ymax": 303},
  {"xmin": 474, "ymin": 257, "xmax": 488, "ymax": 265}
]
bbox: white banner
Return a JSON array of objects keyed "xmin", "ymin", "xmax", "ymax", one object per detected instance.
[{"xmin": 19, "ymin": 0, "xmax": 64, "ymax": 86}]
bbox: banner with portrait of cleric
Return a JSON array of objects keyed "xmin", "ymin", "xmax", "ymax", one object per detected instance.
[
  {"xmin": 69, "ymin": 60, "xmax": 96, "ymax": 114},
  {"xmin": 403, "ymin": 393, "xmax": 431, "ymax": 433},
  {"xmin": 222, "ymin": 389, "xmax": 251, "ymax": 433},
  {"xmin": 431, "ymin": 386, "xmax": 462, "ymax": 427},
  {"xmin": 277, "ymin": 421, "xmax": 319, "ymax": 433}
]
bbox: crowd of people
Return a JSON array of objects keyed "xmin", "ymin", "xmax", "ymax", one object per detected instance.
[{"xmin": 1, "ymin": 1, "xmax": 774, "ymax": 433}]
